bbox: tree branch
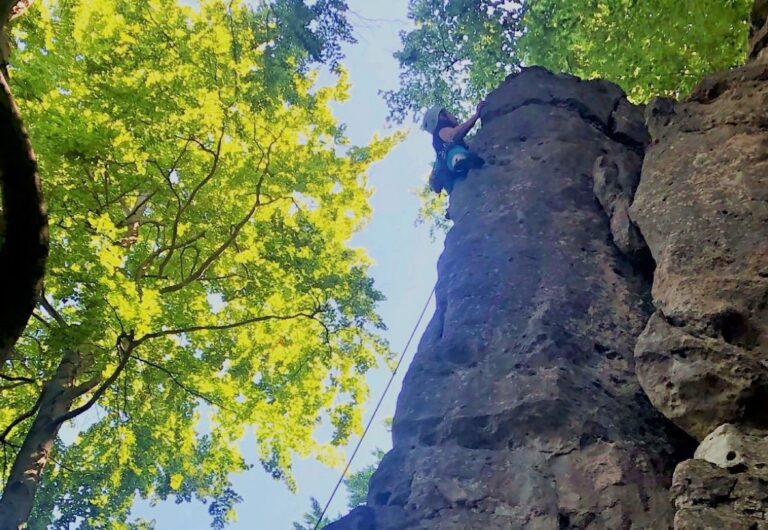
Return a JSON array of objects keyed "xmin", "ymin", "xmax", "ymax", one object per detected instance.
[
  {"xmin": 135, "ymin": 230, "xmax": 207, "ymax": 280},
  {"xmin": 40, "ymin": 296, "xmax": 66, "ymax": 327},
  {"xmin": 157, "ymin": 128, "xmax": 226, "ymax": 277},
  {"xmin": 0, "ymin": 381, "xmax": 30, "ymax": 391},
  {"xmin": 130, "ymin": 354, "xmax": 233, "ymax": 411},
  {"xmin": 157, "ymin": 190, "xmax": 285, "ymax": 295},
  {"xmin": 0, "ymin": 373, "xmax": 34, "ymax": 384},
  {"xmin": 134, "ymin": 310, "xmax": 321, "ymax": 345},
  {"xmin": 0, "ymin": 394, "xmax": 40, "ymax": 444},
  {"xmin": 158, "ymin": 194, "xmax": 261, "ymax": 294},
  {"xmin": 156, "ymin": 126, "xmax": 286, "ymax": 294},
  {"xmin": 53, "ymin": 337, "xmax": 133, "ymax": 426}
]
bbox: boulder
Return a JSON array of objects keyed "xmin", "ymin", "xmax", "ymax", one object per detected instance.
[{"xmin": 631, "ymin": 61, "xmax": 768, "ymax": 441}]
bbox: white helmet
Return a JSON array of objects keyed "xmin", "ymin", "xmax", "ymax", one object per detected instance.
[{"xmin": 421, "ymin": 106, "xmax": 443, "ymax": 134}]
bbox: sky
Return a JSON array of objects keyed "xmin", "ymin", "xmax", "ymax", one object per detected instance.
[{"xmin": 132, "ymin": 1, "xmax": 445, "ymax": 528}]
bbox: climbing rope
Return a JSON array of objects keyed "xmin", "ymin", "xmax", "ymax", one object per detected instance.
[{"xmin": 313, "ymin": 285, "xmax": 437, "ymax": 530}]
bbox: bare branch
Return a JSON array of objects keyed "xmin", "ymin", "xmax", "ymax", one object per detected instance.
[
  {"xmin": 0, "ymin": 373, "xmax": 34, "ymax": 384},
  {"xmin": 159, "ymin": 195, "xmax": 260, "ymax": 294},
  {"xmin": 40, "ymin": 296, "xmax": 66, "ymax": 327},
  {"xmin": 134, "ymin": 230, "xmax": 207, "ymax": 280},
  {"xmin": 156, "ymin": 125, "xmax": 289, "ymax": 294},
  {"xmin": 66, "ymin": 373, "xmax": 102, "ymax": 400},
  {"xmin": 117, "ymin": 191, "xmax": 154, "ymax": 227},
  {"xmin": 157, "ymin": 192, "xmax": 286, "ymax": 295},
  {"xmin": 30, "ymin": 312, "xmax": 51, "ymax": 329},
  {"xmin": 0, "ymin": 380, "xmax": 30, "ymax": 391},
  {"xmin": 157, "ymin": 127, "xmax": 226, "ymax": 277}
]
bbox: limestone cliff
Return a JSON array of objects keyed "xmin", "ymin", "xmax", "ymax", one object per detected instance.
[
  {"xmin": 330, "ymin": 67, "xmax": 695, "ymax": 530},
  {"xmin": 329, "ymin": 11, "xmax": 768, "ymax": 529}
]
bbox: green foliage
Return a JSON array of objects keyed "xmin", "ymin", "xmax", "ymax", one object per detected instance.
[
  {"xmin": 2, "ymin": 0, "xmax": 398, "ymax": 527},
  {"xmin": 415, "ymin": 183, "xmax": 451, "ymax": 240},
  {"xmin": 293, "ymin": 448, "xmax": 385, "ymax": 529},
  {"xmin": 386, "ymin": 0, "xmax": 752, "ymax": 122},
  {"xmin": 343, "ymin": 449, "xmax": 385, "ymax": 510},
  {"xmin": 521, "ymin": 0, "xmax": 753, "ymax": 102},
  {"xmin": 384, "ymin": 0, "xmax": 521, "ymax": 123},
  {"xmin": 293, "ymin": 497, "xmax": 336, "ymax": 530},
  {"xmin": 266, "ymin": 0, "xmax": 355, "ymax": 69}
]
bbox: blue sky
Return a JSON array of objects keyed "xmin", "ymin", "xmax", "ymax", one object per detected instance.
[{"xmin": 132, "ymin": 1, "xmax": 444, "ymax": 528}]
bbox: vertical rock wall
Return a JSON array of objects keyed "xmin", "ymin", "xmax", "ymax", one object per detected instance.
[
  {"xmin": 329, "ymin": 67, "xmax": 694, "ymax": 530},
  {"xmin": 629, "ymin": 12, "xmax": 768, "ymax": 527},
  {"xmin": 329, "ymin": 8, "xmax": 768, "ymax": 528}
]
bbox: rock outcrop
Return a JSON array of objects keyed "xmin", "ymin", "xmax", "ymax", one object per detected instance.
[
  {"xmin": 672, "ymin": 424, "xmax": 768, "ymax": 528},
  {"xmin": 330, "ymin": 7, "xmax": 768, "ymax": 528},
  {"xmin": 750, "ymin": 0, "xmax": 768, "ymax": 63},
  {"xmin": 629, "ymin": 32, "xmax": 768, "ymax": 528},
  {"xmin": 329, "ymin": 67, "xmax": 694, "ymax": 530}
]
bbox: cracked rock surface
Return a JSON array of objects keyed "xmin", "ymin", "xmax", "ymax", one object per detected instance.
[{"xmin": 328, "ymin": 67, "xmax": 693, "ymax": 530}]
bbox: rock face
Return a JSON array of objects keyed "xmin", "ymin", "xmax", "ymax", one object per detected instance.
[
  {"xmin": 631, "ymin": 61, "xmax": 768, "ymax": 442},
  {"xmin": 672, "ymin": 424, "xmax": 768, "ymax": 528},
  {"xmin": 330, "ymin": 10, "xmax": 768, "ymax": 526},
  {"xmin": 750, "ymin": 0, "xmax": 768, "ymax": 63},
  {"xmin": 628, "ymin": 46, "xmax": 768, "ymax": 528},
  {"xmin": 328, "ymin": 67, "xmax": 694, "ymax": 530}
]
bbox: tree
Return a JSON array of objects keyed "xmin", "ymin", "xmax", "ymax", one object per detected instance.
[
  {"xmin": 293, "ymin": 449, "xmax": 385, "ymax": 530},
  {"xmin": 520, "ymin": 0, "xmax": 753, "ymax": 102},
  {"xmin": 0, "ymin": 0, "xmax": 398, "ymax": 528},
  {"xmin": 342, "ymin": 448, "xmax": 385, "ymax": 510},
  {"xmin": 385, "ymin": 0, "xmax": 753, "ymax": 122},
  {"xmin": 0, "ymin": 0, "xmax": 48, "ymax": 367},
  {"xmin": 293, "ymin": 497, "xmax": 337, "ymax": 530},
  {"xmin": 384, "ymin": 0, "xmax": 522, "ymax": 123}
]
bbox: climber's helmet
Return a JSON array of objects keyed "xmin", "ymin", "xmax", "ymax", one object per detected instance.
[{"xmin": 422, "ymin": 106, "xmax": 443, "ymax": 134}]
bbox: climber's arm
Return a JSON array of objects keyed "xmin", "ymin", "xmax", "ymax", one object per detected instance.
[{"xmin": 438, "ymin": 101, "xmax": 486, "ymax": 143}]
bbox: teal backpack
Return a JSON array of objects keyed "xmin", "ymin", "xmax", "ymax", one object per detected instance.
[
  {"xmin": 429, "ymin": 144, "xmax": 474, "ymax": 194},
  {"xmin": 429, "ymin": 152, "xmax": 453, "ymax": 194}
]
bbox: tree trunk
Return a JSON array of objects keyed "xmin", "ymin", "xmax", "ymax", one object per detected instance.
[
  {"xmin": 0, "ymin": 42, "xmax": 49, "ymax": 367},
  {"xmin": 0, "ymin": 350, "xmax": 80, "ymax": 529}
]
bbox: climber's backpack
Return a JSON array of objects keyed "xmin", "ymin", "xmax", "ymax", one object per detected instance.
[{"xmin": 428, "ymin": 152, "xmax": 453, "ymax": 194}]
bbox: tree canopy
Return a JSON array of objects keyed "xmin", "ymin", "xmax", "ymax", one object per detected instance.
[
  {"xmin": 386, "ymin": 0, "xmax": 753, "ymax": 122},
  {"xmin": 0, "ymin": 0, "xmax": 398, "ymax": 527}
]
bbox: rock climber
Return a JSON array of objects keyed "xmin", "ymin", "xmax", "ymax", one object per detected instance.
[{"xmin": 422, "ymin": 102, "xmax": 486, "ymax": 194}]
